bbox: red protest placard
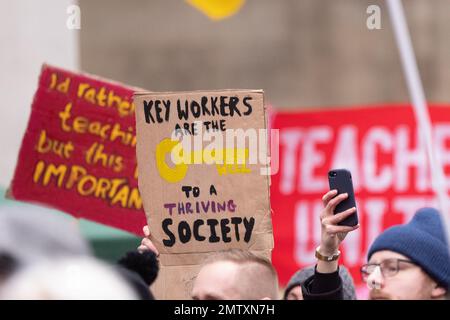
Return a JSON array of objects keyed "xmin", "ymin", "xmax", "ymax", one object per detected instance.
[
  {"xmin": 270, "ymin": 104, "xmax": 450, "ymax": 290},
  {"xmin": 9, "ymin": 64, "xmax": 146, "ymax": 235}
]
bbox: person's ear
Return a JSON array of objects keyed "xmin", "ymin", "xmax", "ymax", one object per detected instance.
[{"xmin": 431, "ymin": 285, "xmax": 446, "ymax": 299}]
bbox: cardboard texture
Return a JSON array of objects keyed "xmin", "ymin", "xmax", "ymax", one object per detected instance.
[{"xmin": 134, "ymin": 90, "xmax": 273, "ymax": 299}]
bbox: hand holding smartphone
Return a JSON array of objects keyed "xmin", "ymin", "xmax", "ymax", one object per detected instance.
[{"xmin": 327, "ymin": 169, "xmax": 358, "ymax": 227}]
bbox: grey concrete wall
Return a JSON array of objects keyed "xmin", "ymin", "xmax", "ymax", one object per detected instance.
[
  {"xmin": 80, "ymin": 0, "xmax": 450, "ymax": 108},
  {"xmin": 0, "ymin": 0, "xmax": 78, "ymax": 187}
]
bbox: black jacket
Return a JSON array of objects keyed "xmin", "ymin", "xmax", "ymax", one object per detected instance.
[{"xmin": 301, "ymin": 267, "xmax": 343, "ymax": 300}]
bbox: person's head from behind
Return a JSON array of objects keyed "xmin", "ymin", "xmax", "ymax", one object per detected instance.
[
  {"xmin": 191, "ymin": 249, "xmax": 278, "ymax": 300},
  {"xmin": 284, "ymin": 265, "xmax": 356, "ymax": 300},
  {"xmin": 0, "ymin": 257, "xmax": 137, "ymax": 299},
  {"xmin": 0, "ymin": 206, "xmax": 92, "ymax": 289},
  {"xmin": 363, "ymin": 207, "xmax": 450, "ymax": 300}
]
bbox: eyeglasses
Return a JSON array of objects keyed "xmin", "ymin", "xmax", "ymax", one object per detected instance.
[{"xmin": 360, "ymin": 258, "xmax": 416, "ymax": 282}]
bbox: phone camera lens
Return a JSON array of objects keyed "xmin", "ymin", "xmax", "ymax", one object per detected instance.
[{"xmin": 329, "ymin": 171, "xmax": 337, "ymax": 177}]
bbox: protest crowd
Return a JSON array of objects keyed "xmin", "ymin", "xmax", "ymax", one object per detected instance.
[
  {"xmin": 1, "ymin": 190, "xmax": 449, "ymax": 300},
  {"xmin": 2, "ymin": 1, "xmax": 450, "ymax": 303}
]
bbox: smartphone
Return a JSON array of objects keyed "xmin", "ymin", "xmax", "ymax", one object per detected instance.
[{"xmin": 328, "ymin": 169, "xmax": 358, "ymax": 227}]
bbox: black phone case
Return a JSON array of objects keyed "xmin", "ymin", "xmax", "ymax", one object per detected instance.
[{"xmin": 328, "ymin": 169, "xmax": 358, "ymax": 226}]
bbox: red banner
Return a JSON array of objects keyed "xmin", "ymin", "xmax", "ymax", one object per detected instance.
[
  {"xmin": 10, "ymin": 65, "xmax": 146, "ymax": 235},
  {"xmin": 270, "ymin": 104, "xmax": 450, "ymax": 290}
]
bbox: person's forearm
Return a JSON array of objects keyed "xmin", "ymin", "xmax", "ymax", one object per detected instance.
[
  {"xmin": 316, "ymin": 259, "xmax": 339, "ymax": 274},
  {"xmin": 315, "ymin": 246, "xmax": 339, "ymax": 273}
]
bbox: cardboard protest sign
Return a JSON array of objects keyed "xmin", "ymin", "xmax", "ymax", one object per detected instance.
[
  {"xmin": 9, "ymin": 64, "xmax": 146, "ymax": 234},
  {"xmin": 134, "ymin": 90, "xmax": 273, "ymax": 299},
  {"xmin": 270, "ymin": 104, "xmax": 450, "ymax": 296}
]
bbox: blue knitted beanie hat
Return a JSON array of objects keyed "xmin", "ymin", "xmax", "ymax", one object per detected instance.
[{"xmin": 368, "ymin": 207, "xmax": 450, "ymax": 288}]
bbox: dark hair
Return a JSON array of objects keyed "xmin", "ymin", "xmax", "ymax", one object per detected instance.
[
  {"xmin": 118, "ymin": 250, "xmax": 159, "ymax": 286},
  {"xmin": 116, "ymin": 266, "xmax": 155, "ymax": 300},
  {"xmin": 0, "ymin": 253, "xmax": 18, "ymax": 282},
  {"xmin": 117, "ymin": 250, "xmax": 160, "ymax": 300}
]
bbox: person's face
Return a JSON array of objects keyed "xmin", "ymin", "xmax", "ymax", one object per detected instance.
[
  {"xmin": 365, "ymin": 250, "xmax": 446, "ymax": 300},
  {"xmin": 191, "ymin": 261, "xmax": 242, "ymax": 300},
  {"xmin": 286, "ymin": 285, "xmax": 303, "ymax": 300}
]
